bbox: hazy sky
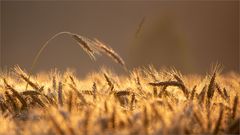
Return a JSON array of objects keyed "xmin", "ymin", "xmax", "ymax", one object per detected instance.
[{"xmin": 1, "ymin": 1, "xmax": 239, "ymax": 75}]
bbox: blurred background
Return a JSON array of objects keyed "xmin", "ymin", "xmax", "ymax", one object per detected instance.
[{"xmin": 1, "ymin": 1, "xmax": 239, "ymax": 76}]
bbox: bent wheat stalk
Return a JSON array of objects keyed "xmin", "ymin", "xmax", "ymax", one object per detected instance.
[
  {"xmin": 149, "ymin": 81, "xmax": 189, "ymax": 98},
  {"xmin": 26, "ymin": 31, "xmax": 126, "ymax": 90}
]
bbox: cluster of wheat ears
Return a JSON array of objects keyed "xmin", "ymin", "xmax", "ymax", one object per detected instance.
[{"xmin": 0, "ymin": 32, "xmax": 239, "ymax": 135}]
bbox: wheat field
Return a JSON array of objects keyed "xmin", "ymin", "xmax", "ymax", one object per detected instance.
[{"xmin": 0, "ymin": 32, "xmax": 239, "ymax": 135}]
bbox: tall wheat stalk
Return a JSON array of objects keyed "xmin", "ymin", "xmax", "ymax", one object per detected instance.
[{"xmin": 25, "ymin": 31, "xmax": 126, "ymax": 90}]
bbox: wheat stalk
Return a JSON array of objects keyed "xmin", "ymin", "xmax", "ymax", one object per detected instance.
[
  {"xmin": 223, "ymin": 88, "xmax": 230, "ymax": 101},
  {"xmin": 130, "ymin": 93, "xmax": 136, "ymax": 111},
  {"xmin": 143, "ymin": 106, "xmax": 149, "ymax": 135},
  {"xmin": 14, "ymin": 66, "xmax": 41, "ymax": 91},
  {"xmin": 111, "ymin": 106, "xmax": 116, "ymax": 129},
  {"xmin": 151, "ymin": 103, "xmax": 166, "ymax": 126},
  {"xmin": 68, "ymin": 91, "xmax": 73, "ymax": 113},
  {"xmin": 215, "ymin": 83, "xmax": 227, "ymax": 100},
  {"xmin": 21, "ymin": 90, "xmax": 41, "ymax": 96},
  {"xmin": 71, "ymin": 34, "xmax": 97, "ymax": 60},
  {"xmin": 193, "ymin": 111, "xmax": 205, "ymax": 131},
  {"xmin": 5, "ymin": 91, "xmax": 18, "ymax": 112},
  {"xmin": 69, "ymin": 76, "xmax": 76, "ymax": 87},
  {"xmin": 3, "ymin": 79, "xmax": 27, "ymax": 110},
  {"xmin": 94, "ymin": 39, "xmax": 126, "ymax": 69},
  {"xmin": 149, "ymin": 81, "xmax": 189, "ymax": 98},
  {"xmin": 103, "ymin": 73, "xmax": 114, "ymax": 92},
  {"xmin": 104, "ymin": 101, "xmax": 109, "ymax": 114},
  {"xmin": 58, "ymin": 82, "xmax": 63, "ymax": 107},
  {"xmin": 213, "ymin": 106, "xmax": 224, "ymax": 134},
  {"xmin": 206, "ymin": 72, "xmax": 216, "ymax": 108},
  {"xmin": 31, "ymin": 95, "xmax": 45, "ymax": 107},
  {"xmin": 190, "ymin": 85, "xmax": 197, "ymax": 100},
  {"xmin": 135, "ymin": 16, "xmax": 145, "ymax": 38},
  {"xmin": 0, "ymin": 100, "xmax": 8, "ymax": 113},
  {"xmin": 69, "ymin": 84, "xmax": 87, "ymax": 104},
  {"xmin": 52, "ymin": 76, "xmax": 57, "ymax": 90},
  {"xmin": 92, "ymin": 82, "xmax": 97, "ymax": 100},
  {"xmin": 25, "ymin": 31, "xmax": 126, "ymax": 90},
  {"xmin": 80, "ymin": 90, "xmax": 94, "ymax": 95},
  {"xmin": 114, "ymin": 90, "xmax": 131, "ymax": 97},
  {"xmin": 232, "ymin": 95, "xmax": 238, "ymax": 119},
  {"xmin": 49, "ymin": 113, "xmax": 66, "ymax": 135},
  {"xmin": 198, "ymin": 85, "xmax": 207, "ymax": 105}
]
